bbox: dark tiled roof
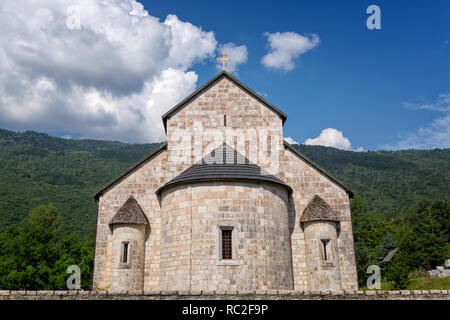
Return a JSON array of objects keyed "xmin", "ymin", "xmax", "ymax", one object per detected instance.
[
  {"xmin": 161, "ymin": 71, "xmax": 288, "ymax": 132},
  {"xmin": 93, "ymin": 142, "xmax": 167, "ymax": 201},
  {"xmin": 109, "ymin": 197, "xmax": 149, "ymax": 226},
  {"xmin": 300, "ymin": 195, "xmax": 340, "ymax": 223},
  {"xmin": 283, "ymin": 141, "xmax": 354, "ymax": 198},
  {"xmin": 156, "ymin": 143, "xmax": 292, "ymax": 195}
]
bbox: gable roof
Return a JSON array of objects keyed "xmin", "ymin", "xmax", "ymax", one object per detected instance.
[
  {"xmin": 109, "ymin": 196, "xmax": 149, "ymax": 226},
  {"xmin": 156, "ymin": 142, "xmax": 292, "ymax": 195},
  {"xmin": 283, "ymin": 141, "xmax": 354, "ymax": 198},
  {"xmin": 161, "ymin": 71, "xmax": 288, "ymax": 132},
  {"xmin": 300, "ymin": 195, "xmax": 340, "ymax": 223},
  {"xmin": 93, "ymin": 142, "xmax": 167, "ymax": 201}
]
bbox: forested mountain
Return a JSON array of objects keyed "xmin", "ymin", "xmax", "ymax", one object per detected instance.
[
  {"xmin": 0, "ymin": 128, "xmax": 449, "ymax": 235},
  {"xmin": 295, "ymin": 145, "xmax": 450, "ymax": 219},
  {"xmin": 0, "ymin": 128, "xmax": 159, "ymax": 235}
]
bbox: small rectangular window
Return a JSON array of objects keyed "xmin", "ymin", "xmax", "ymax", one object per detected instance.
[
  {"xmin": 222, "ymin": 229, "xmax": 232, "ymax": 259},
  {"xmin": 321, "ymin": 239, "xmax": 330, "ymax": 261},
  {"xmin": 224, "ymin": 115, "xmax": 227, "ymax": 126},
  {"xmin": 122, "ymin": 242, "xmax": 129, "ymax": 263}
]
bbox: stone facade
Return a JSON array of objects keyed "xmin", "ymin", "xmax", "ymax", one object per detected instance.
[
  {"xmin": 93, "ymin": 149, "xmax": 167, "ymax": 291},
  {"xmin": 280, "ymin": 145, "xmax": 358, "ymax": 291},
  {"xmin": 1, "ymin": 290, "xmax": 449, "ymax": 300},
  {"xmin": 160, "ymin": 182, "xmax": 292, "ymax": 291},
  {"xmin": 93, "ymin": 71, "xmax": 358, "ymax": 292},
  {"xmin": 165, "ymin": 75, "xmax": 284, "ymax": 177},
  {"xmin": 303, "ymin": 221, "xmax": 342, "ymax": 291},
  {"xmin": 110, "ymin": 224, "xmax": 147, "ymax": 292}
]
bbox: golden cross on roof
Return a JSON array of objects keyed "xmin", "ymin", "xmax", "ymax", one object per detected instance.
[{"xmin": 217, "ymin": 52, "xmax": 231, "ymax": 71}]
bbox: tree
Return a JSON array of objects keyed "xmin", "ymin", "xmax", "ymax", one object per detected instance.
[
  {"xmin": 378, "ymin": 234, "xmax": 397, "ymax": 281},
  {"xmin": 1, "ymin": 204, "xmax": 61, "ymax": 289},
  {"xmin": 50, "ymin": 234, "xmax": 94, "ymax": 289},
  {"xmin": 354, "ymin": 243, "xmax": 371, "ymax": 287},
  {"xmin": 0, "ymin": 204, "xmax": 94, "ymax": 290},
  {"xmin": 388, "ymin": 252, "xmax": 410, "ymax": 290},
  {"xmin": 378, "ymin": 234, "xmax": 396, "ymax": 264},
  {"xmin": 401, "ymin": 200, "xmax": 450, "ymax": 270}
]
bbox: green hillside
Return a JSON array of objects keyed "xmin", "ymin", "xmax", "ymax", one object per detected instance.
[
  {"xmin": 0, "ymin": 128, "xmax": 159, "ymax": 235},
  {"xmin": 0, "ymin": 128, "xmax": 449, "ymax": 235},
  {"xmin": 295, "ymin": 145, "xmax": 450, "ymax": 218}
]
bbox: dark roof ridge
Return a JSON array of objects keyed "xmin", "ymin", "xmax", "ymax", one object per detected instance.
[
  {"xmin": 283, "ymin": 141, "xmax": 354, "ymax": 198},
  {"xmin": 93, "ymin": 142, "xmax": 167, "ymax": 201},
  {"xmin": 161, "ymin": 71, "xmax": 287, "ymax": 132}
]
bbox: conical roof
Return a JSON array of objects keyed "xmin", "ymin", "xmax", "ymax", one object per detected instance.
[
  {"xmin": 109, "ymin": 197, "xmax": 149, "ymax": 226},
  {"xmin": 300, "ymin": 195, "xmax": 340, "ymax": 223},
  {"xmin": 156, "ymin": 143, "xmax": 292, "ymax": 194}
]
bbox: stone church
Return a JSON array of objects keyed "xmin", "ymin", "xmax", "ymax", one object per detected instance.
[{"xmin": 92, "ymin": 71, "xmax": 358, "ymax": 293}]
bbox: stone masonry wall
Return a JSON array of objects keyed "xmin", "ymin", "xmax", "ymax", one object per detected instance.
[
  {"xmin": 110, "ymin": 224, "xmax": 147, "ymax": 292},
  {"xmin": 94, "ymin": 73, "xmax": 359, "ymax": 293},
  {"xmin": 166, "ymin": 77, "xmax": 284, "ymax": 177},
  {"xmin": 93, "ymin": 149, "xmax": 167, "ymax": 291},
  {"xmin": 160, "ymin": 181, "xmax": 293, "ymax": 291},
  {"xmin": 1, "ymin": 290, "xmax": 449, "ymax": 300},
  {"xmin": 303, "ymin": 221, "xmax": 342, "ymax": 291},
  {"xmin": 280, "ymin": 147, "xmax": 358, "ymax": 291}
]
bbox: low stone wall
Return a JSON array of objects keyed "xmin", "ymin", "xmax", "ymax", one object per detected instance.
[
  {"xmin": 426, "ymin": 266, "xmax": 450, "ymax": 277},
  {"xmin": 0, "ymin": 290, "xmax": 449, "ymax": 300}
]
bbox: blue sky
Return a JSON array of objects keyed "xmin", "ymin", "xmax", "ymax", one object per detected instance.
[
  {"xmin": 144, "ymin": 0, "xmax": 450, "ymax": 150},
  {"xmin": 0, "ymin": 0, "xmax": 448, "ymax": 150}
]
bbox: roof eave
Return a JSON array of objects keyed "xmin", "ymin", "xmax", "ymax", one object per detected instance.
[
  {"xmin": 156, "ymin": 177, "xmax": 293, "ymax": 196},
  {"xmin": 93, "ymin": 142, "xmax": 167, "ymax": 201},
  {"xmin": 109, "ymin": 221, "xmax": 149, "ymax": 226},
  {"xmin": 300, "ymin": 217, "xmax": 341, "ymax": 224}
]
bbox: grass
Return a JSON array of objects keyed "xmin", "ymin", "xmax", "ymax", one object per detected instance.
[
  {"xmin": 407, "ymin": 276, "xmax": 450, "ymax": 290},
  {"xmin": 361, "ymin": 276, "xmax": 450, "ymax": 290}
]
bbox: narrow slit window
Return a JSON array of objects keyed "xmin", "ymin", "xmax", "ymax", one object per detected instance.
[
  {"xmin": 224, "ymin": 115, "xmax": 227, "ymax": 126},
  {"xmin": 222, "ymin": 229, "xmax": 232, "ymax": 259},
  {"xmin": 122, "ymin": 242, "xmax": 129, "ymax": 263},
  {"xmin": 321, "ymin": 239, "xmax": 330, "ymax": 261}
]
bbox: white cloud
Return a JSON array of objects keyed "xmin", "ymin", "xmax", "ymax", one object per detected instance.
[
  {"xmin": 216, "ymin": 42, "xmax": 248, "ymax": 73},
  {"xmin": 164, "ymin": 14, "xmax": 217, "ymax": 70},
  {"xmin": 304, "ymin": 128, "xmax": 362, "ymax": 151},
  {"xmin": 284, "ymin": 137, "xmax": 300, "ymax": 145},
  {"xmin": 0, "ymin": 0, "xmax": 219, "ymax": 142},
  {"xmin": 387, "ymin": 94, "xmax": 450, "ymax": 149},
  {"xmin": 403, "ymin": 93, "xmax": 450, "ymax": 113},
  {"xmin": 261, "ymin": 32, "xmax": 319, "ymax": 71}
]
